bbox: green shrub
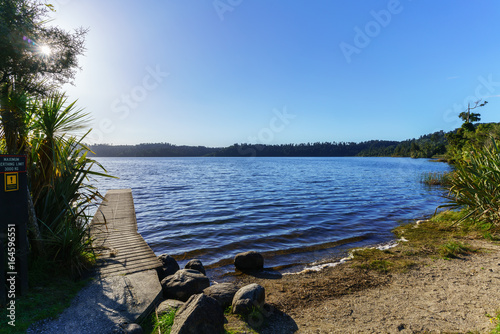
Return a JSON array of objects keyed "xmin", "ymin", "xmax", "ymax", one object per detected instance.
[{"xmin": 444, "ymin": 138, "xmax": 500, "ymax": 229}]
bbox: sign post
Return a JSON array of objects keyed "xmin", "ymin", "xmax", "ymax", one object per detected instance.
[{"xmin": 0, "ymin": 155, "xmax": 29, "ymax": 308}]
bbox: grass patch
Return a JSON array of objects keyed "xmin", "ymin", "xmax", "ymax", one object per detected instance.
[
  {"xmin": 351, "ymin": 210, "xmax": 486, "ymax": 274},
  {"xmin": 0, "ymin": 258, "xmax": 91, "ymax": 334},
  {"xmin": 420, "ymin": 171, "xmax": 453, "ymax": 186},
  {"xmin": 153, "ymin": 309, "xmax": 176, "ymax": 334},
  {"xmin": 494, "ymin": 317, "xmax": 500, "ymax": 334},
  {"xmin": 351, "ymin": 248, "xmax": 417, "ymax": 273},
  {"xmin": 141, "ymin": 308, "xmax": 177, "ymax": 334},
  {"xmin": 224, "ymin": 313, "xmax": 259, "ymax": 334},
  {"xmin": 439, "ymin": 241, "xmax": 475, "ymax": 259},
  {"xmin": 393, "ymin": 211, "xmax": 477, "ymax": 254},
  {"xmin": 487, "ymin": 310, "xmax": 500, "ymax": 334}
]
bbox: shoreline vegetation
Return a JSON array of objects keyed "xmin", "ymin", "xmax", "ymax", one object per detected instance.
[{"xmin": 88, "ymin": 122, "xmax": 500, "ymax": 159}]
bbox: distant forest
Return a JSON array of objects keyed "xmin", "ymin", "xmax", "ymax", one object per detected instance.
[{"xmin": 89, "ymin": 130, "xmax": 448, "ymax": 158}]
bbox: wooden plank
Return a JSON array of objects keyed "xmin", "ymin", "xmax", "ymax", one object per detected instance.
[
  {"xmin": 90, "ymin": 189, "xmax": 161, "ymax": 277},
  {"xmin": 98, "ymin": 262, "xmax": 162, "ymax": 277},
  {"xmin": 94, "ymin": 239, "xmax": 157, "ymax": 252},
  {"xmin": 93, "ymin": 233, "xmax": 146, "ymax": 242},
  {"xmin": 96, "ymin": 258, "xmax": 161, "ymax": 270},
  {"xmin": 98, "ymin": 262, "xmax": 161, "ymax": 274},
  {"xmin": 95, "ymin": 251, "xmax": 160, "ymax": 263}
]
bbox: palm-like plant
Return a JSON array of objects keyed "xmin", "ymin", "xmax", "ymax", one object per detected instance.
[
  {"xmin": 444, "ymin": 138, "xmax": 500, "ymax": 229},
  {"xmin": 29, "ymin": 93, "xmax": 90, "ymax": 204},
  {"xmin": 27, "ymin": 93, "xmax": 110, "ymax": 275}
]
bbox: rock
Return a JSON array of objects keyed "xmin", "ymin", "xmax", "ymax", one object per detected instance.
[
  {"xmin": 184, "ymin": 259, "xmax": 206, "ymax": 275},
  {"xmin": 161, "ymin": 269, "xmax": 210, "ymax": 302},
  {"xmin": 232, "ymin": 283, "xmax": 265, "ymax": 315},
  {"xmin": 156, "ymin": 299, "xmax": 185, "ymax": 317},
  {"xmin": 157, "ymin": 254, "xmax": 180, "ymax": 281},
  {"xmin": 170, "ymin": 294, "xmax": 225, "ymax": 334},
  {"xmin": 234, "ymin": 251, "xmax": 264, "ymax": 271},
  {"xmin": 203, "ymin": 283, "xmax": 239, "ymax": 309},
  {"xmin": 121, "ymin": 323, "xmax": 143, "ymax": 334}
]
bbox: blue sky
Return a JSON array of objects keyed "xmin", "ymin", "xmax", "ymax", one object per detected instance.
[{"xmin": 50, "ymin": 0, "xmax": 500, "ymax": 147}]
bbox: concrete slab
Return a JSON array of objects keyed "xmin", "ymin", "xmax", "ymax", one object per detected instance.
[{"xmin": 28, "ymin": 269, "xmax": 162, "ymax": 333}]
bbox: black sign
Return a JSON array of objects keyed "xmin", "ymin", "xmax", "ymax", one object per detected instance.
[
  {"xmin": 0, "ymin": 156, "xmax": 26, "ymax": 174},
  {"xmin": 0, "ymin": 155, "xmax": 29, "ymax": 305}
]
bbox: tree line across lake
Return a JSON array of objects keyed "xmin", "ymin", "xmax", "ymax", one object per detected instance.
[{"xmin": 89, "ymin": 129, "xmax": 451, "ymax": 158}]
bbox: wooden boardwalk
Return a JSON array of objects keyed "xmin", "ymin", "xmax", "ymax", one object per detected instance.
[{"xmin": 90, "ymin": 189, "xmax": 161, "ymax": 277}]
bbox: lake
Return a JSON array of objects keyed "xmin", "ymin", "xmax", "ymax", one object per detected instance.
[{"xmin": 91, "ymin": 157, "xmax": 451, "ymax": 277}]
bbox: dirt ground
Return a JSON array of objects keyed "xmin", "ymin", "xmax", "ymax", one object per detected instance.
[{"xmin": 230, "ymin": 239, "xmax": 500, "ymax": 334}]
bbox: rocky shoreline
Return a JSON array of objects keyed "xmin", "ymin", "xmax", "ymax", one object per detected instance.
[
  {"xmin": 131, "ymin": 250, "xmax": 270, "ymax": 333},
  {"xmin": 126, "ymin": 237, "xmax": 500, "ymax": 333}
]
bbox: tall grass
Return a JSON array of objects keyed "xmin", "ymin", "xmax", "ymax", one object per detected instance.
[
  {"xmin": 420, "ymin": 171, "xmax": 453, "ymax": 186},
  {"xmin": 443, "ymin": 139, "xmax": 500, "ymax": 229}
]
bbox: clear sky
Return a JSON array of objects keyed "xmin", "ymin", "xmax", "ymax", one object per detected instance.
[{"xmin": 49, "ymin": 0, "xmax": 500, "ymax": 147}]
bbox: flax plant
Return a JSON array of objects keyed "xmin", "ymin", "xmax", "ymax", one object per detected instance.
[
  {"xmin": 444, "ymin": 138, "xmax": 500, "ymax": 229},
  {"xmin": 27, "ymin": 93, "xmax": 110, "ymax": 275},
  {"xmin": 1, "ymin": 90, "xmax": 111, "ymax": 275}
]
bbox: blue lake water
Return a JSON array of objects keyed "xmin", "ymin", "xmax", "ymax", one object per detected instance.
[{"xmin": 91, "ymin": 157, "xmax": 451, "ymax": 276}]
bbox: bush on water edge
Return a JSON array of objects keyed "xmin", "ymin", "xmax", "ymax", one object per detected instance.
[
  {"xmin": 444, "ymin": 139, "xmax": 500, "ymax": 230},
  {"xmin": 420, "ymin": 171, "xmax": 454, "ymax": 187}
]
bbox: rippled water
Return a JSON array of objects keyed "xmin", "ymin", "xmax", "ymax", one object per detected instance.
[{"xmin": 92, "ymin": 157, "xmax": 450, "ymax": 275}]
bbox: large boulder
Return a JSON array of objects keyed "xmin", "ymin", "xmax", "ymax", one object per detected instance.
[
  {"xmin": 156, "ymin": 299, "xmax": 185, "ymax": 317},
  {"xmin": 232, "ymin": 283, "xmax": 265, "ymax": 315},
  {"xmin": 157, "ymin": 254, "xmax": 180, "ymax": 281},
  {"xmin": 184, "ymin": 259, "xmax": 206, "ymax": 275},
  {"xmin": 161, "ymin": 269, "xmax": 210, "ymax": 302},
  {"xmin": 203, "ymin": 283, "xmax": 239, "ymax": 309},
  {"xmin": 170, "ymin": 294, "xmax": 225, "ymax": 334},
  {"xmin": 234, "ymin": 251, "xmax": 264, "ymax": 271}
]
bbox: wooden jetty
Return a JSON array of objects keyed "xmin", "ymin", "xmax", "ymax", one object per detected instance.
[{"xmin": 90, "ymin": 189, "xmax": 161, "ymax": 277}]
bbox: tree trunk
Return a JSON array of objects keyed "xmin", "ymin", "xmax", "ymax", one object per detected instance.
[{"xmin": 27, "ymin": 186, "xmax": 46, "ymax": 257}]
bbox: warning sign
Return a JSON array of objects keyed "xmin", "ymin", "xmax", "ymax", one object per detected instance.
[
  {"xmin": 0, "ymin": 155, "xmax": 26, "ymax": 173},
  {"xmin": 5, "ymin": 173, "xmax": 18, "ymax": 192}
]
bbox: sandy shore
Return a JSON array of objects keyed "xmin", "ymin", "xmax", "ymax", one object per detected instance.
[{"xmin": 232, "ymin": 239, "xmax": 500, "ymax": 333}]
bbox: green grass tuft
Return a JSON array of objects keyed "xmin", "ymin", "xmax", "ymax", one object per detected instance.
[
  {"xmin": 488, "ymin": 310, "xmax": 500, "ymax": 334},
  {"xmin": 439, "ymin": 240, "xmax": 475, "ymax": 259},
  {"xmin": 420, "ymin": 171, "xmax": 453, "ymax": 186},
  {"xmin": 152, "ymin": 309, "xmax": 176, "ymax": 334}
]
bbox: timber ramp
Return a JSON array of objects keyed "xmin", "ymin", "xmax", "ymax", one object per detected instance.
[{"xmin": 28, "ymin": 189, "xmax": 162, "ymax": 334}]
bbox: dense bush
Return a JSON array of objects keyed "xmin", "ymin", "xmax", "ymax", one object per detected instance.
[{"xmin": 444, "ymin": 139, "xmax": 500, "ymax": 229}]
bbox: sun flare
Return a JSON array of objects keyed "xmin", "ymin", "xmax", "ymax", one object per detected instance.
[{"xmin": 39, "ymin": 45, "xmax": 51, "ymax": 56}]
